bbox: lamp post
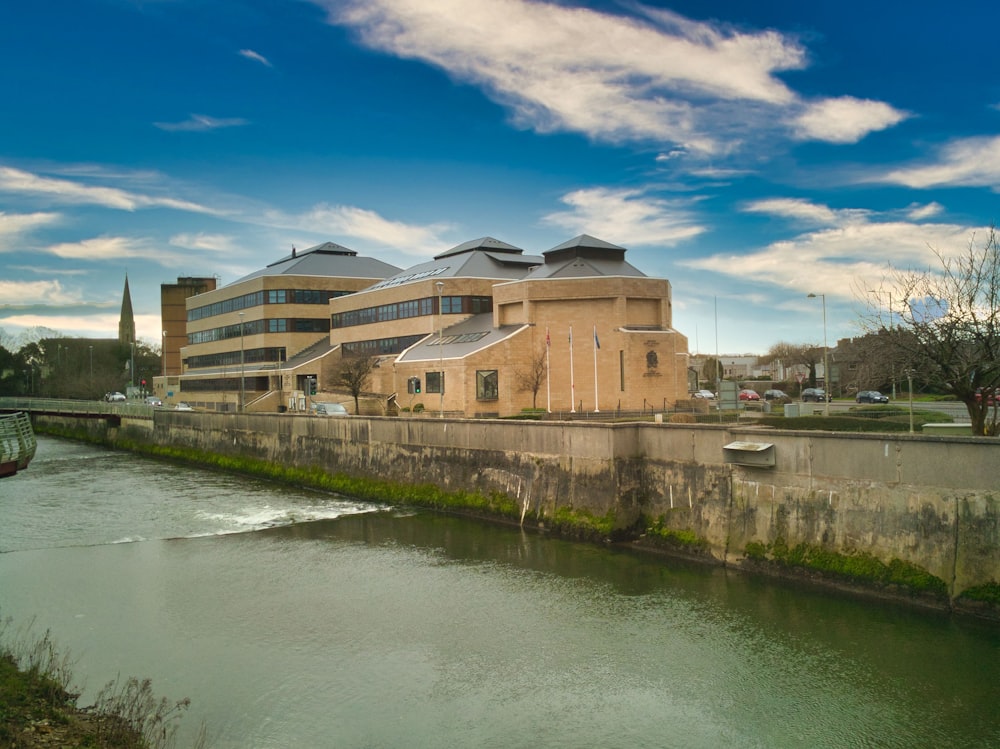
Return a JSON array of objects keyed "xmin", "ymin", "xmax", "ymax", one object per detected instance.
[
  {"xmin": 238, "ymin": 312, "xmax": 246, "ymax": 413},
  {"xmin": 808, "ymin": 293, "xmax": 829, "ymax": 417},
  {"xmin": 436, "ymin": 280, "xmax": 444, "ymax": 418}
]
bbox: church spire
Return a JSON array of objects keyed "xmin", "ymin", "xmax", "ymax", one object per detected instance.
[{"xmin": 118, "ymin": 274, "xmax": 136, "ymax": 344}]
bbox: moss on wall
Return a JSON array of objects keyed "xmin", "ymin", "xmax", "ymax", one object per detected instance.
[{"xmin": 744, "ymin": 537, "xmax": 948, "ymax": 599}]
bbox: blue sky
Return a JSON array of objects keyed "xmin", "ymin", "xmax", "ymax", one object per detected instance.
[{"xmin": 2, "ymin": 0, "xmax": 999, "ymax": 354}]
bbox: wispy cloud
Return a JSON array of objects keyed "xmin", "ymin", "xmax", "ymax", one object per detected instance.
[
  {"xmin": 792, "ymin": 96, "xmax": 910, "ymax": 144},
  {"xmin": 47, "ymin": 235, "xmax": 190, "ymax": 266},
  {"xmin": 263, "ymin": 204, "xmax": 454, "ymax": 256},
  {"xmin": 239, "ymin": 48, "xmax": 273, "ymax": 67},
  {"xmin": 153, "ymin": 114, "xmax": 249, "ymax": 132},
  {"xmin": 169, "ymin": 232, "xmax": 239, "ymax": 253},
  {"xmin": 325, "ymin": 0, "xmax": 904, "ymax": 154},
  {"xmin": 877, "ymin": 135, "xmax": 1000, "ymax": 189},
  {"xmin": 543, "ymin": 187, "xmax": 706, "ymax": 245},
  {"xmin": 0, "ymin": 211, "xmax": 61, "ymax": 251},
  {"xmin": 0, "ymin": 279, "xmax": 79, "ymax": 305},
  {"xmin": 0, "ymin": 165, "xmax": 220, "ymax": 214},
  {"xmin": 685, "ymin": 199, "xmax": 980, "ymax": 300}
]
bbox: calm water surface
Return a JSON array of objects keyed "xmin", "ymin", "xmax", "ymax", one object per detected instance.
[{"xmin": 2, "ymin": 436, "xmax": 999, "ymax": 748}]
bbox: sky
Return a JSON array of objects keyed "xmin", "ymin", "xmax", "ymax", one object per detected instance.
[{"xmin": 3, "ymin": 0, "xmax": 999, "ymax": 355}]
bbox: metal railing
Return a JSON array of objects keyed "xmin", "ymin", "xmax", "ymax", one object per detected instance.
[{"xmin": 0, "ymin": 397, "xmax": 155, "ymax": 418}]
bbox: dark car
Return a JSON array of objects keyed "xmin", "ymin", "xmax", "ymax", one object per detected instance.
[
  {"xmin": 856, "ymin": 390, "xmax": 889, "ymax": 404},
  {"xmin": 801, "ymin": 388, "xmax": 829, "ymax": 402},
  {"xmin": 763, "ymin": 389, "xmax": 790, "ymax": 402}
]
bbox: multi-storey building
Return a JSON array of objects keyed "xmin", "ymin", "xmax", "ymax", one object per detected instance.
[
  {"xmin": 174, "ymin": 242, "xmax": 400, "ymax": 411},
  {"xmin": 173, "ymin": 234, "xmax": 690, "ymax": 417}
]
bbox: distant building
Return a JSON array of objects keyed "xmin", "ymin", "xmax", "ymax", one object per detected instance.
[{"xmin": 161, "ymin": 276, "xmax": 217, "ymax": 377}]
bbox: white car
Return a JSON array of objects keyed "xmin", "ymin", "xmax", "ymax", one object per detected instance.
[
  {"xmin": 105, "ymin": 391, "xmax": 126, "ymax": 402},
  {"xmin": 174, "ymin": 402, "xmax": 194, "ymax": 411},
  {"xmin": 691, "ymin": 389, "xmax": 716, "ymax": 399},
  {"xmin": 145, "ymin": 396, "xmax": 163, "ymax": 407},
  {"xmin": 311, "ymin": 402, "xmax": 349, "ymax": 416}
]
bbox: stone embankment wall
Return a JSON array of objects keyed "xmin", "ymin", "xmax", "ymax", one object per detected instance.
[{"xmin": 35, "ymin": 412, "xmax": 1000, "ymax": 615}]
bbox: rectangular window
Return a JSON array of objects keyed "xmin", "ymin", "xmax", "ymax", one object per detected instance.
[
  {"xmin": 441, "ymin": 296, "xmax": 462, "ymax": 314},
  {"xmin": 476, "ymin": 370, "xmax": 498, "ymax": 400},
  {"xmin": 426, "ymin": 371, "xmax": 444, "ymax": 394}
]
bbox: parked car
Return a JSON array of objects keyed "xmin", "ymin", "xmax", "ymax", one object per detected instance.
[
  {"xmin": 311, "ymin": 402, "xmax": 349, "ymax": 416},
  {"xmin": 174, "ymin": 402, "xmax": 194, "ymax": 411},
  {"xmin": 763, "ymin": 389, "xmax": 790, "ymax": 402},
  {"xmin": 801, "ymin": 388, "xmax": 829, "ymax": 402},
  {"xmin": 105, "ymin": 391, "xmax": 126, "ymax": 402},
  {"xmin": 691, "ymin": 389, "xmax": 716, "ymax": 399},
  {"xmin": 738, "ymin": 389, "xmax": 761, "ymax": 401},
  {"xmin": 856, "ymin": 390, "xmax": 889, "ymax": 404}
]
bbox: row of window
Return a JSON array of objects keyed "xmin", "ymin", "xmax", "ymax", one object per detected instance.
[
  {"xmin": 182, "ymin": 375, "xmax": 271, "ymax": 393},
  {"xmin": 186, "ymin": 347, "xmax": 286, "ymax": 370},
  {"xmin": 188, "ymin": 289, "xmax": 351, "ymax": 322},
  {"xmin": 188, "ymin": 318, "xmax": 330, "ymax": 345},
  {"xmin": 341, "ymin": 335, "xmax": 425, "ymax": 357},
  {"xmin": 332, "ymin": 295, "xmax": 492, "ymax": 329}
]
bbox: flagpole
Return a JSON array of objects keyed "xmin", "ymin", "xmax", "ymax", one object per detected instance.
[
  {"xmin": 593, "ymin": 324, "xmax": 600, "ymax": 412},
  {"xmin": 545, "ymin": 327, "xmax": 551, "ymax": 413},
  {"xmin": 569, "ymin": 326, "xmax": 575, "ymax": 413}
]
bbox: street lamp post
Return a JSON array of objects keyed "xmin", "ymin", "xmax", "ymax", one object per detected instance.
[
  {"xmin": 238, "ymin": 312, "xmax": 245, "ymax": 413},
  {"xmin": 436, "ymin": 281, "xmax": 444, "ymax": 419},
  {"xmin": 808, "ymin": 293, "xmax": 830, "ymax": 417}
]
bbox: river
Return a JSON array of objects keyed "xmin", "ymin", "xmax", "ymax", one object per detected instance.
[{"xmin": 2, "ymin": 435, "xmax": 999, "ymax": 748}]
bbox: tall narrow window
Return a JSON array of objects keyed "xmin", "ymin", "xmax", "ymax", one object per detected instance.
[{"xmin": 476, "ymin": 370, "xmax": 498, "ymax": 400}]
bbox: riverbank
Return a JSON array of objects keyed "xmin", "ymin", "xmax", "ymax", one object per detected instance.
[{"xmin": 0, "ymin": 613, "xmax": 198, "ymax": 749}]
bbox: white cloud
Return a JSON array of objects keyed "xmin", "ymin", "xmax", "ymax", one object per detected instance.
[
  {"xmin": 46, "ymin": 235, "xmax": 190, "ymax": 266},
  {"xmin": 153, "ymin": 114, "xmax": 249, "ymax": 132},
  {"xmin": 792, "ymin": 96, "xmax": 909, "ymax": 144},
  {"xmin": 0, "ymin": 279, "xmax": 78, "ymax": 305},
  {"xmin": 169, "ymin": 232, "xmax": 239, "ymax": 252},
  {"xmin": 905, "ymin": 202, "xmax": 944, "ymax": 220},
  {"xmin": 543, "ymin": 187, "xmax": 706, "ymax": 246},
  {"xmin": 263, "ymin": 204, "xmax": 453, "ymax": 256},
  {"xmin": 0, "ymin": 210, "xmax": 60, "ymax": 236},
  {"xmin": 684, "ymin": 211, "xmax": 982, "ymax": 302},
  {"xmin": 878, "ymin": 135, "xmax": 1000, "ymax": 189},
  {"xmin": 325, "ymin": 0, "xmax": 903, "ymax": 153},
  {"xmin": 0, "ymin": 166, "xmax": 219, "ymax": 214},
  {"xmin": 742, "ymin": 198, "xmax": 841, "ymax": 226},
  {"xmin": 239, "ymin": 48, "xmax": 272, "ymax": 67}
]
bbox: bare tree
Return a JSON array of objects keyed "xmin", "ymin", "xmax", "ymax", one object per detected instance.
[
  {"xmin": 763, "ymin": 342, "xmax": 824, "ymax": 390},
  {"xmin": 859, "ymin": 226, "xmax": 1000, "ymax": 436},
  {"xmin": 515, "ymin": 349, "xmax": 547, "ymax": 410},
  {"xmin": 700, "ymin": 356, "xmax": 723, "ymax": 386},
  {"xmin": 328, "ymin": 353, "xmax": 377, "ymax": 414}
]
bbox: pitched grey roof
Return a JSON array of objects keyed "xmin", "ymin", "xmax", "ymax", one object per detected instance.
[
  {"xmin": 527, "ymin": 234, "xmax": 645, "ymax": 279},
  {"xmin": 367, "ymin": 237, "xmax": 543, "ymax": 291},
  {"xmin": 396, "ymin": 313, "xmax": 525, "ymax": 362},
  {"xmin": 232, "ymin": 242, "xmax": 401, "ymax": 284}
]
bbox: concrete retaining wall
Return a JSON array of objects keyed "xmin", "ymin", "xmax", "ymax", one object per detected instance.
[{"xmin": 35, "ymin": 411, "xmax": 1000, "ymax": 612}]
